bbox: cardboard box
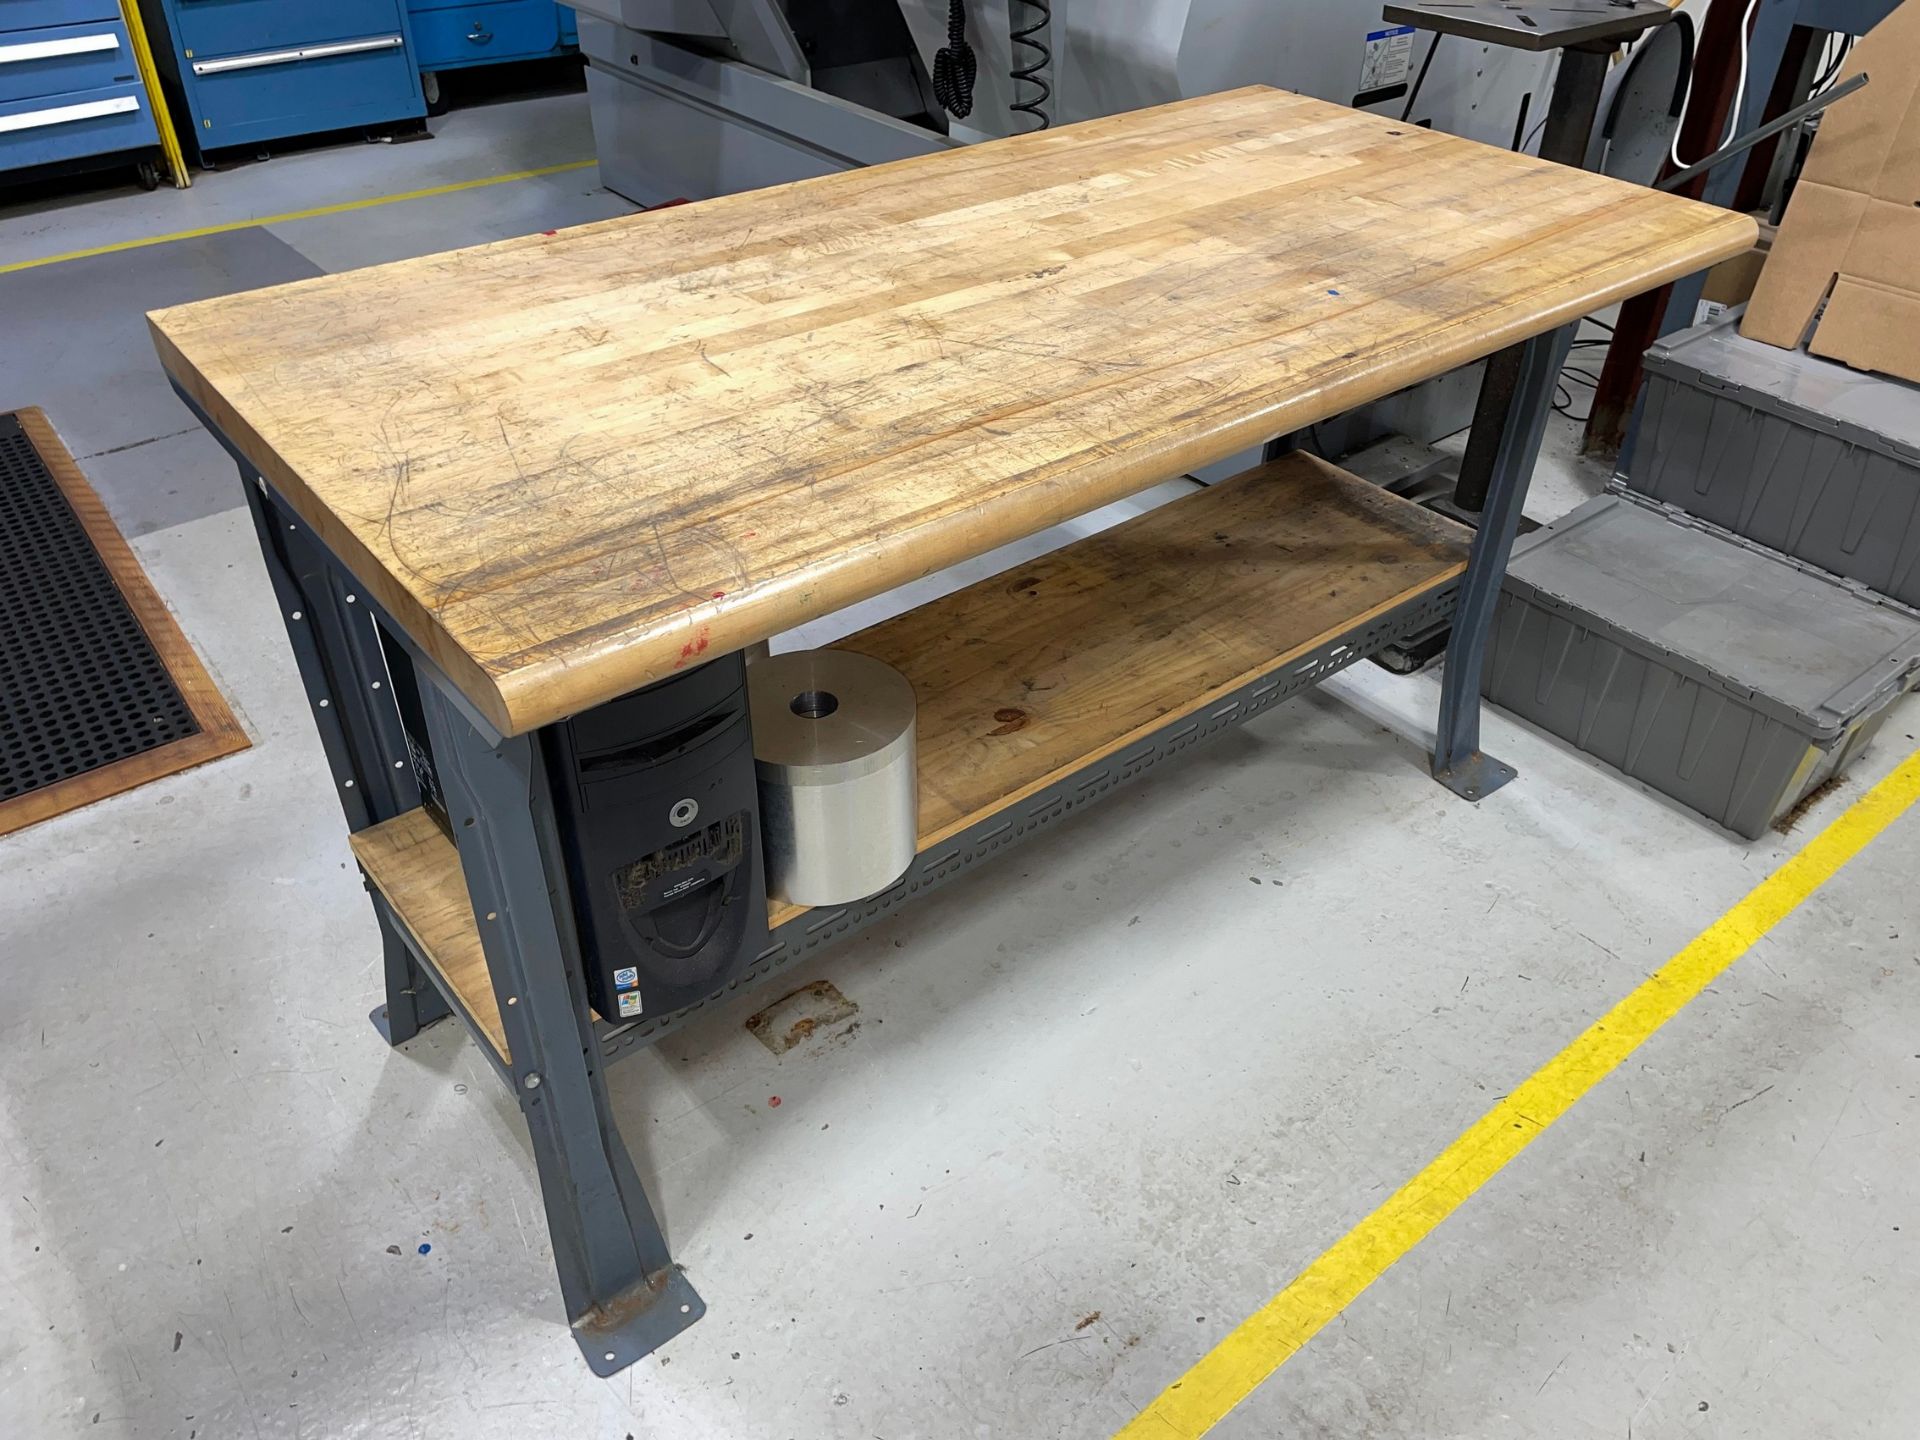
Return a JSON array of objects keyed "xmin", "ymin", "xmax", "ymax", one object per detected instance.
[
  {"xmin": 1693, "ymin": 217, "xmax": 1774, "ymax": 325},
  {"xmin": 1741, "ymin": 0, "xmax": 1920, "ymax": 383}
]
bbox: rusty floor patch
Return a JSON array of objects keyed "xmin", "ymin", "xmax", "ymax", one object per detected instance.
[
  {"xmin": 746, "ymin": 979, "xmax": 859, "ymax": 1055},
  {"xmin": 1773, "ymin": 773, "xmax": 1847, "ymax": 835}
]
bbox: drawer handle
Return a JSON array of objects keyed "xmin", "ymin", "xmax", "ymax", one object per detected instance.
[
  {"xmin": 468, "ymin": 23, "xmax": 494, "ymax": 44},
  {"xmin": 0, "ymin": 93, "xmax": 137, "ymax": 134},
  {"xmin": 0, "ymin": 33, "xmax": 121, "ymax": 65},
  {"xmin": 192, "ymin": 34, "xmax": 404, "ymax": 76}
]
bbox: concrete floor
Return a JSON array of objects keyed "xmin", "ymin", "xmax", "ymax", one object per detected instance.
[{"xmin": 2, "ymin": 89, "xmax": 1917, "ymax": 1440}]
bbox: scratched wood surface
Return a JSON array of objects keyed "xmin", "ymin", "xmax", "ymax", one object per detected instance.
[
  {"xmin": 150, "ymin": 86, "xmax": 1754, "ymax": 737},
  {"xmin": 354, "ymin": 456, "xmax": 1468, "ymax": 988},
  {"xmin": 831, "ymin": 450, "xmax": 1466, "ymax": 851}
]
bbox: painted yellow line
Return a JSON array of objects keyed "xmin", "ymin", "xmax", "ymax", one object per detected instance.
[
  {"xmin": 0, "ymin": 159, "xmax": 598, "ymax": 276},
  {"xmin": 1117, "ymin": 745, "xmax": 1920, "ymax": 1439},
  {"xmin": 119, "ymin": 0, "xmax": 190, "ymax": 190}
]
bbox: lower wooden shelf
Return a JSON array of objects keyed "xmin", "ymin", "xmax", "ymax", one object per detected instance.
[
  {"xmin": 350, "ymin": 452, "xmax": 1469, "ymax": 1059},
  {"xmin": 350, "ymin": 808, "xmax": 519, "ymax": 1064}
]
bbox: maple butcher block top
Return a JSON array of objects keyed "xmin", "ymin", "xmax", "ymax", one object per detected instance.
[{"xmin": 150, "ymin": 86, "xmax": 1756, "ymax": 736}]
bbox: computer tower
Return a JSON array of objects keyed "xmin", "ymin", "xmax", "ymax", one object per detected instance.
[{"xmin": 541, "ymin": 654, "xmax": 771, "ymax": 1022}]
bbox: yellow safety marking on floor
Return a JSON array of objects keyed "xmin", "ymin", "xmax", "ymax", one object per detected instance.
[
  {"xmin": 119, "ymin": 0, "xmax": 189, "ymax": 190},
  {"xmin": 1117, "ymin": 745, "xmax": 1920, "ymax": 1439},
  {"xmin": 0, "ymin": 159, "xmax": 598, "ymax": 275}
]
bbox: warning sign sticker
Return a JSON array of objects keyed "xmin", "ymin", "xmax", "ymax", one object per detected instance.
[{"xmin": 1359, "ymin": 25, "xmax": 1417, "ymax": 93}]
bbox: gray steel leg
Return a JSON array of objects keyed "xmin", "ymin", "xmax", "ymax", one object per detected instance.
[
  {"xmin": 416, "ymin": 682, "xmax": 704, "ymax": 1373},
  {"xmin": 1451, "ymin": 45, "xmax": 1610, "ymax": 514},
  {"xmin": 1432, "ymin": 326, "xmax": 1571, "ymax": 800},
  {"xmin": 237, "ymin": 469, "xmax": 450, "ymax": 1044}
]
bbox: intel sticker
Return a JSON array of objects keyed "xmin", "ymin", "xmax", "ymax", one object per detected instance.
[{"xmin": 613, "ymin": 966, "xmax": 638, "ymax": 990}]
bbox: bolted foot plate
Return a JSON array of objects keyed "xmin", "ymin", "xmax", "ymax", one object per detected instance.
[
  {"xmin": 1432, "ymin": 751, "xmax": 1518, "ymax": 803},
  {"xmin": 574, "ymin": 1267, "xmax": 706, "ymax": 1376}
]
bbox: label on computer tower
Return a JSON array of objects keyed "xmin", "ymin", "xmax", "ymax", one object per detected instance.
[
  {"xmin": 617, "ymin": 992, "xmax": 644, "ymax": 1017},
  {"xmin": 614, "ymin": 967, "xmax": 638, "ymax": 990}
]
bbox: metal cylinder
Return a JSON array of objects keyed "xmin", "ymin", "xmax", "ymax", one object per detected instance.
[{"xmin": 749, "ymin": 649, "xmax": 917, "ymax": 908}]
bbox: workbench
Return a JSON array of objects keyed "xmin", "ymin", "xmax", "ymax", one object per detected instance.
[{"xmin": 149, "ymin": 86, "xmax": 1753, "ymax": 1373}]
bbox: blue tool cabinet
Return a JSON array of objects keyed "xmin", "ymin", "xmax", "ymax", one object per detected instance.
[
  {"xmin": 136, "ymin": 0, "xmax": 426, "ymax": 157},
  {"xmin": 0, "ymin": 1, "xmax": 163, "ymax": 188},
  {"xmin": 408, "ymin": 0, "xmax": 575, "ymax": 77}
]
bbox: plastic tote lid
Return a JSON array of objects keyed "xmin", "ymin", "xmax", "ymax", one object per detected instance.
[
  {"xmin": 1503, "ymin": 494, "xmax": 1920, "ymax": 740},
  {"xmin": 1646, "ymin": 310, "xmax": 1920, "ymax": 463}
]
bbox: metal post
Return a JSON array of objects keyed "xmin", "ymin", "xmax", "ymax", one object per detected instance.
[
  {"xmin": 1432, "ymin": 326, "xmax": 1570, "ymax": 799},
  {"xmin": 415, "ymin": 682, "xmax": 704, "ymax": 1373},
  {"xmin": 1451, "ymin": 44, "xmax": 1610, "ymax": 514},
  {"xmin": 236, "ymin": 468, "xmax": 449, "ymax": 1043}
]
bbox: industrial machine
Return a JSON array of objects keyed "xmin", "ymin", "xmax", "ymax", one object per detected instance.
[
  {"xmin": 567, "ymin": 0, "xmax": 1556, "ymax": 198},
  {"xmin": 566, "ymin": 0, "xmax": 1559, "ymax": 449}
]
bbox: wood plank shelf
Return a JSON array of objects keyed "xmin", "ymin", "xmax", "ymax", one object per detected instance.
[
  {"xmin": 351, "ymin": 808, "xmax": 521, "ymax": 1065},
  {"xmin": 350, "ymin": 453, "xmax": 1468, "ymax": 1061}
]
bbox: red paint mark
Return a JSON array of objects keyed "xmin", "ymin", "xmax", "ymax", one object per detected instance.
[
  {"xmin": 743, "ymin": 530, "xmax": 756, "ymax": 538},
  {"xmin": 650, "ymin": 197, "xmax": 691, "ymax": 210},
  {"xmin": 712, "ymin": 590, "xmax": 726, "ymax": 599},
  {"xmin": 541, "ymin": 230, "xmax": 557, "ymax": 236},
  {"xmin": 767, "ymin": 1096, "xmax": 782, "ymax": 1108},
  {"xmin": 678, "ymin": 627, "xmax": 713, "ymax": 662}
]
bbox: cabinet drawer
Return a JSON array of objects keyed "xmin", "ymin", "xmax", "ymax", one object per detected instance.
[
  {"xmin": 169, "ymin": 0, "xmax": 409, "ymax": 59},
  {"xmin": 0, "ymin": 79, "xmax": 157, "ymax": 172},
  {"xmin": 410, "ymin": 1, "xmax": 564, "ymax": 68},
  {"xmin": 188, "ymin": 32, "xmax": 421, "ymax": 144},
  {"xmin": 0, "ymin": 21, "xmax": 139, "ymax": 105},
  {"xmin": 4, "ymin": 1, "xmax": 122, "ymax": 29}
]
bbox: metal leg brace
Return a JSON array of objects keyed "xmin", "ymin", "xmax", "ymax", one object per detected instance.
[
  {"xmin": 1431, "ymin": 325, "xmax": 1571, "ymax": 800},
  {"xmin": 236, "ymin": 468, "xmax": 450, "ymax": 1042},
  {"xmin": 416, "ymin": 683, "xmax": 704, "ymax": 1373}
]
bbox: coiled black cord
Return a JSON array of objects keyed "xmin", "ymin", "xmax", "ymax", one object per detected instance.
[
  {"xmin": 1009, "ymin": 0, "xmax": 1052, "ymax": 131},
  {"xmin": 933, "ymin": 0, "xmax": 976, "ymax": 119}
]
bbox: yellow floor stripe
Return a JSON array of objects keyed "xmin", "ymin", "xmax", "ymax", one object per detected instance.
[
  {"xmin": 1117, "ymin": 745, "xmax": 1920, "ymax": 1439},
  {"xmin": 0, "ymin": 159, "xmax": 597, "ymax": 276}
]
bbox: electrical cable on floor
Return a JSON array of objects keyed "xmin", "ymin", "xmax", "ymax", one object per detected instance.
[
  {"xmin": 933, "ymin": 0, "xmax": 977, "ymax": 119},
  {"xmin": 1009, "ymin": 0, "xmax": 1053, "ymax": 131},
  {"xmin": 1550, "ymin": 345, "xmax": 1610, "ymax": 422}
]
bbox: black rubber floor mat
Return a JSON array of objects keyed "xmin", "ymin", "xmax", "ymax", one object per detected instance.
[{"xmin": 0, "ymin": 410, "xmax": 200, "ymax": 802}]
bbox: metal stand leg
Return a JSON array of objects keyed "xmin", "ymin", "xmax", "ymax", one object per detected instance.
[
  {"xmin": 1432, "ymin": 326, "xmax": 1570, "ymax": 800},
  {"xmin": 417, "ymin": 683, "xmax": 704, "ymax": 1373},
  {"xmin": 236, "ymin": 467, "xmax": 449, "ymax": 1044},
  {"xmin": 1450, "ymin": 43, "xmax": 1611, "ymax": 514},
  {"xmin": 369, "ymin": 923, "xmax": 453, "ymax": 1044}
]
